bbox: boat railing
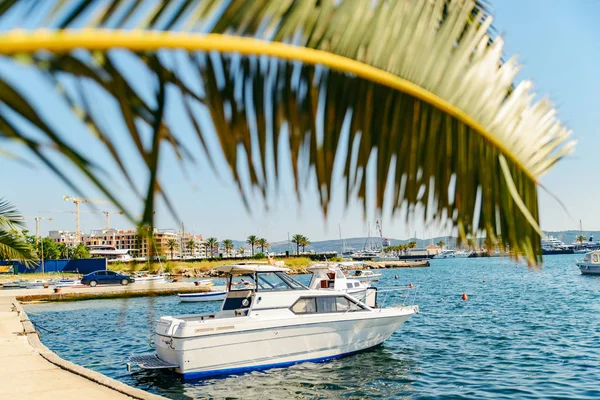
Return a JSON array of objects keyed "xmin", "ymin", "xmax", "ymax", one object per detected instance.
[{"xmin": 375, "ymin": 286, "xmax": 418, "ymax": 309}]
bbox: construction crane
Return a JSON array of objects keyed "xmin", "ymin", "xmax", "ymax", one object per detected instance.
[
  {"xmin": 101, "ymin": 210, "xmax": 124, "ymax": 230},
  {"xmin": 62, "ymin": 196, "xmax": 114, "ymax": 244},
  {"xmin": 24, "ymin": 216, "xmax": 53, "ymax": 245},
  {"xmin": 376, "ymin": 220, "xmax": 391, "ymax": 248}
]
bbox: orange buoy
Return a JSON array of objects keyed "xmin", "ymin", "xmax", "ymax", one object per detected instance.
[
  {"xmin": 409, "ymin": 283, "xmax": 414, "ymax": 288},
  {"xmin": 462, "ymin": 292, "xmax": 468, "ymax": 301}
]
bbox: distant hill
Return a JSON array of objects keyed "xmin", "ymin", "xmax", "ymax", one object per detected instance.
[{"xmin": 220, "ymin": 231, "xmax": 600, "ymax": 254}]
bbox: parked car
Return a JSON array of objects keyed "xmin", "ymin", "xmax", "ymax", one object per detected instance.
[{"xmin": 81, "ymin": 270, "xmax": 135, "ymax": 287}]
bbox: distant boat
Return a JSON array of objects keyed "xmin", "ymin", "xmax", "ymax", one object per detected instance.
[
  {"xmin": 351, "ymin": 269, "xmax": 382, "ymax": 282},
  {"xmin": 577, "ymin": 251, "xmax": 600, "ymax": 275},
  {"xmin": 178, "ymin": 291, "xmax": 227, "ymax": 302},
  {"xmin": 433, "ymin": 249, "xmax": 470, "ymax": 259}
]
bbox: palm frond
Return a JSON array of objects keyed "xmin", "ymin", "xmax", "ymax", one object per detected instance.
[
  {"xmin": 0, "ymin": 197, "xmax": 26, "ymax": 231},
  {"xmin": 0, "ymin": 0, "xmax": 575, "ymax": 264}
]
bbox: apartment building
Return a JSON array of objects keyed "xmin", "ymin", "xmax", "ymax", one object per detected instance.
[{"xmin": 49, "ymin": 228, "xmax": 209, "ymax": 259}]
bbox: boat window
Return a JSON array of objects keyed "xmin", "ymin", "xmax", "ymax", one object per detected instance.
[
  {"xmin": 346, "ymin": 283, "xmax": 353, "ymax": 289},
  {"xmin": 291, "ymin": 298, "xmax": 317, "ymax": 314},
  {"xmin": 316, "ymin": 297, "xmax": 337, "ymax": 313},
  {"xmin": 594, "ymin": 254, "xmax": 599, "ymax": 263},
  {"xmin": 229, "ymin": 274, "xmax": 256, "ymax": 291},
  {"xmin": 335, "ymin": 297, "xmax": 364, "ymax": 312},
  {"xmin": 290, "ymin": 296, "xmax": 367, "ymax": 314},
  {"xmin": 256, "ymin": 272, "xmax": 293, "ymax": 291},
  {"xmin": 354, "ymin": 282, "xmax": 360, "ymax": 287},
  {"xmin": 276, "ymin": 272, "xmax": 308, "ymax": 289}
]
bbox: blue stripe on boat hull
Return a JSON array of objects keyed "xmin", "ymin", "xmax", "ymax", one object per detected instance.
[
  {"xmin": 179, "ymin": 292, "xmax": 226, "ymax": 297},
  {"xmin": 181, "ymin": 343, "xmax": 382, "ymax": 380}
]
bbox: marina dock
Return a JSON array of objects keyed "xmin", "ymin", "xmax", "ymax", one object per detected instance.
[
  {"xmin": 4, "ymin": 281, "xmax": 211, "ymax": 303},
  {"xmin": 0, "ymin": 290, "xmax": 167, "ymax": 399}
]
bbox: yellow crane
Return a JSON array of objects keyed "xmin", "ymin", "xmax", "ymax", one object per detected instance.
[
  {"xmin": 62, "ymin": 196, "xmax": 114, "ymax": 244},
  {"xmin": 101, "ymin": 210, "xmax": 124, "ymax": 230},
  {"xmin": 23, "ymin": 216, "xmax": 53, "ymax": 245}
]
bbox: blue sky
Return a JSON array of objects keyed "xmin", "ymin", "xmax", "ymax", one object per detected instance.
[{"xmin": 1, "ymin": 0, "xmax": 598, "ymax": 242}]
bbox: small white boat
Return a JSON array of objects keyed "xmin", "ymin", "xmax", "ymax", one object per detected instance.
[
  {"xmin": 307, "ymin": 264, "xmax": 371, "ymax": 301},
  {"xmin": 52, "ymin": 278, "xmax": 82, "ymax": 288},
  {"xmin": 178, "ymin": 291, "xmax": 227, "ymax": 302},
  {"xmin": 131, "ymin": 264, "xmax": 417, "ymax": 378},
  {"xmin": 577, "ymin": 251, "xmax": 600, "ymax": 275},
  {"xmin": 351, "ymin": 269, "xmax": 382, "ymax": 282},
  {"xmin": 432, "ymin": 249, "xmax": 470, "ymax": 259},
  {"xmin": 132, "ymin": 274, "xmax": 167, "ymax": 284}
]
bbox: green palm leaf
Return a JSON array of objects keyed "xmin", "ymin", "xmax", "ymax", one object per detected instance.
[
  {"xmin": 0, "ymin": 0, "xmax": 575, "ymax": 265},
  {"xmin": 0, "ymin": 198, "xmax": 37, "ymax": 264}
]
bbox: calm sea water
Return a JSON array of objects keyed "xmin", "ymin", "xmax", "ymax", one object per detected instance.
[{"xmin": 25, "ymin": 255, "xmax": 600, "ymax": 399}]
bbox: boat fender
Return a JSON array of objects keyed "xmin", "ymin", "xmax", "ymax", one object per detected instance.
[
  {"xmin": 409, "ymin": 283, "xmax": 414, "ymax": 288},
  {"xmin": 394, "ymin": 275, "xmax": 398, "ymax": 279},
  {"xmin": 462, "ymin": 292, "xmax": 468, "ymax": 301}
]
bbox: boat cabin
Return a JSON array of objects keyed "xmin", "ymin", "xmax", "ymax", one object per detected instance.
[
  {"xmin": 306, "ymin": 264, "xmax": 364, "ymax": 292},
  {"xmin": 582, "ymin": 251, "xmax": 600, "ymax": 264}
]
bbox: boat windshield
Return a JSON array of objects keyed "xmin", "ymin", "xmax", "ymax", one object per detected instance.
[
  {"xmin": 256, "ymin": 272, "xmax": 307, "ymax": 291},
  {"xmin": 229, "ymin": 274, "xmax": 256, "ymax": 291}
]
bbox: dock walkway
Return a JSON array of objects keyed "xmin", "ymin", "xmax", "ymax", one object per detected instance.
[{"xmin": 0, "ymin": 288, "xmax": 169, "ymax": 399}]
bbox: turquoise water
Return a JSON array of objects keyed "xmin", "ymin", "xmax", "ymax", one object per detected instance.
[{"xmin": 25, "ymin": 255, "xmax": 600, "ymax": 399}]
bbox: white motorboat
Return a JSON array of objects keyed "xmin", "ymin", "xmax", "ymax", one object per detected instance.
[
  {"xmin": 132, "ymin": 274, "xmax": 167, "ymax": 284},
  {"xmin": 131, "ymin": 264, "xmax": 417, "ymax": 379},
  {"xmin": 350, "ymin": 269, "xmax": 382, "ymax": 282},
  {"xmin": 307, "ymin": 264, "xmax": 370, "ymax": 301},
  {"xmin": 432, "ymin": 249, "xmax": 470, "ymax": 259},
  {"xmin": 52, "ymin": 278, "xmax": 82, "ymax": 288},
  {"xmin": 576, "ymin": 251, "xmax": 600, "ymax": 275},
  {"xmin": 178, "ymin": 291, "xmax": 227, "ymax": 302}
]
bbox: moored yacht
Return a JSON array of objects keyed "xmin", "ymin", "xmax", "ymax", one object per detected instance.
[
  {"xmin": 307, "ymin": 264, "xmax": 371, "ymax": 301},
  {"xmin": 576, "ymin": 250, "xmax": 600, "ymax": 275},
  {"xmin": 131, "ymin": 264, "xmax": 417, "ymax": 378},
  {"xmin": 433, "ymin": 249, "xmax": 470, "ymax": 259}
]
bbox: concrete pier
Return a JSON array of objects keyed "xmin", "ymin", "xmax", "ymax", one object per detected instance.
[{"xmin": 0, "ymin": 287, "xmax": 175, "ymax": 399}]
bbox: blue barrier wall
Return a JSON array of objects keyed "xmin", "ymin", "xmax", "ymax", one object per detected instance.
[{"xmin": 0, "ymin": 258, "xmax": 107, "ymax": 274}]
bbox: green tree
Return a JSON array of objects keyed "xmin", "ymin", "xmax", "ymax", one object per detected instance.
[
  {"xmin": 291, "ymin": 234, "xmax": 304, "ymax": 255},
  {"xmin": 0, "ymin": 1, "xmax": 575, "ymax": 265},
  {"xmin": 37, "ymin": 237, "xmax": 60, "ymax": 260},
  {"xmin": 0, "ymin": 199, "xmax": 37, "ymax": 265},
  {"xmin": 206, "ymin": 237, "xmax": 219, "ymax": 258},
  {"xmin": 186, "ymin": 239, "xmax": 197, "ymax": 258},
  {"xmin": 576, "ymin": 235, "xmax": 586, "ymax": 246},
  {"xmin": 407, "ymin": 241, "xmax": 417, "ymax": 249},
  {"xmin": 72, "ymin": 243, "xmax": 90, "ymax": 259},
  {"xmin": 300, "ymin": 236, "xmax": 310, "ymax": 253},
  {"xmin": 436, "ymin": 240, "xmax": 446, "ymax": 248},
  {"xmin": 257, "ymin": 238, "xmax": 269, "ymax": 254},
  {"xmin": 246, "ymin": 235, "xmax": 258, "ymax": 257},
  {"xmin": 222, "ymin": 239, "xmax": 234, "ymax": 257},
  {"xmin": 165, "ymin": 239, "xmax": 179, "ymax": 260}
]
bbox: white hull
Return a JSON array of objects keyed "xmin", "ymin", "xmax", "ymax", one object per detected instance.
[
  {"xmin": 433, "ymin": 253, "xmax": 470, "ymax": 259},
  {"xmin": 353, "ymin": 274, "xmax": 381, "ymax": 282},
  {"xmin": 578, "ymin": 263, "xmax": 600, "ymax": 275},
  {"xmin": 178, "ymin": 291, "xmax": 227, "ymax": 302},
  {"xmin": 133, "ymin": 276, "xmax": 166, "ymax": 284},
  {"xmin": 155, "ymin": 308, "xmax": 415, "ymax": 378}
]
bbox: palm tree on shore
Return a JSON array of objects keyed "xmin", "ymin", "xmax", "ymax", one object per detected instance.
[
  {"xmin": 0, "ymin": 1, "xmax": 575, "ymax": 265},
  {"xmin": 206, "ymin": 237, "xmax": 218, "ymax": 258},
  {"xmin": 291, "ymin": 234, "xmax": 304, "ymax": 255},
  {"xmin": 165, "ymin": 239, "xmax": 179, "ymax": 261},
  {"xmin": 436, "ymin": 240, "xmax": 446, "ymax": 248},
  {"xmin": 257, "ymin": 238, "xmax": 269, "ymax": 254},
  {"xmin": 299, "ymin": 236, "xmax": 310, "ymax": 253},
  {"xmin": 407, "ymin": 241, "xmax": 417, "ymax": 249},
  {"xmin": 576, "ymin": 235, "xmax": 586, "ymax": 247},
  {"xmin": 247, "ymin": 235, "xmax": 258, "ymax": 256},
  {"xmin": 186, "ymin": 239, "xmax": 196, "ymax": 258},
  {"xmin": 0, "ymin": 199, "xmax": 37, "ymax": 265},
  {"xmin": 222, "ymin": 239, "xmax": 234, "ymax": 257}
]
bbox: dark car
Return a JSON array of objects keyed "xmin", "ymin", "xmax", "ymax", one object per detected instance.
[{"xmin": 81, "ymin": 270, "xmax": 135, "ymax": 287}]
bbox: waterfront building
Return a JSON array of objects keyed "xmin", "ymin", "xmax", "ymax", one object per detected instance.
[{"xmin": 49, "ymin": 228, "xmax": 209, "ymax": 259}]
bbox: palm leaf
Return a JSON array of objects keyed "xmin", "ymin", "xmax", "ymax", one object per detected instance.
[
  {"xmin": 0, "ymin": 198, "xmax": 37, "ymax": 264},
  {"xmin": 0, "ymin": 0, "xmax": 575, "ymax": 265}
]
